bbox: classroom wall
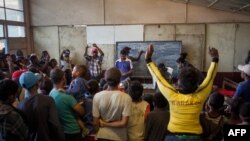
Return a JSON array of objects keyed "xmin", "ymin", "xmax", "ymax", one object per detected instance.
[{"xmin": 30, "ymin": 0, "xmax": 250, "ymax": 72}]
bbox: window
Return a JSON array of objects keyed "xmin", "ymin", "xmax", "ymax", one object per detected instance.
[
  {"xmin": 5, "ymin": 0, "xmax": 23, "ymax": 10},
  {"xmin": 0, "ymin": 0, "xmax": 26, "ymax": 53},
  {"xmin": 0, "ymin": 25, "xmax": 3, "ymax": 37},
  {"xmin": 6, "ymin": 9, "xmax": 24, "ymax": 22},
  {"xmin": 0, "ymin": 0, "xmax": 25, "ymax": 37},
  {"xmin": 8, "ymin": 25, "xmax": 24, "ymax": 37}
]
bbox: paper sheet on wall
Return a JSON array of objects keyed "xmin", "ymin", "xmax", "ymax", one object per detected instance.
[
  {"xmin": 86, "ymin": 26, "xmax": 115, "ymax": 44},
  {"xmin": 115, "ymin": 25, "xmax": 144, "ymax": 42}
]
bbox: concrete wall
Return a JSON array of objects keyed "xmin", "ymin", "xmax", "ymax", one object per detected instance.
[
  {"xmin": 30, "ymin": 0, "xmax": 250, "ymax": 73},
  {"xmin": 31, "ymin": 0, "xmax": 250, "ymax": 26}
]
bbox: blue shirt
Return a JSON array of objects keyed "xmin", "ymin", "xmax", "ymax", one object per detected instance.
[
  {"xmin": 66, "ymin": 77, "xmax": 89, "ymax": 102},
  {"xmin": 115, "ymin": 58, "xmax": 133, "ymax": 80},
  {"xmin": 234, "ymin": 80, "xmax": 250, "ymax": 102}
]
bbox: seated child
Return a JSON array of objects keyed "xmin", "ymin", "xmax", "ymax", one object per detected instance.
[{"xmin": 200, "ymin": 92, "xmax": 225, "ymax": 141}]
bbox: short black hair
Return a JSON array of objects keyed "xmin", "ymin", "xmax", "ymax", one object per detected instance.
[
  {"xmin": 50, "ymin": 68, "xmax": 65, "ymax": 84},
  {"xmin": 29, "ymin": 55, "xmax": 38, "ymax": 63},
  {"xmin": 88, "ymin": 79, "xmax": 99, "ymax": 95},
  {"xmin": 129, "ymin": 81, "xmax": 143, "ymax": 102},
  {"xmin": 178, "ymin": 67, "xmax": 199, "ymax": 93},
  {"xmin": 0, "ymin": 79, "xmax": 18, "ymax": 101},
  {"xmin": 120, "ymin": 49, "xmax": 127, "ymax": 55},
  {"xmin": 104, "ymin": 67, "xmax": 121, "ymax": 87},
  {"xmin": 39, "ymin": 78, "xmax": 53, "ymax": 95},
  {"xmin": 29, "ymin": 67, "xmax": 40, "ymax": 74},
  {"xmin": 208, "ymin": 92, "xmax": 224, "ymax": 110},
  {"xmin": 153, "ymin": 93, "xmax": 169, "ymax": 109},
  {"xmin": 176, "ymin": 53, "xmax": 188, "ymax": 64}
]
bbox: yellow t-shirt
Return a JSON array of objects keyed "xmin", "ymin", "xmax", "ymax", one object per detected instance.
[{"xmin": 147, "ymin": 61, "xmax": 218, "ymax": 134}]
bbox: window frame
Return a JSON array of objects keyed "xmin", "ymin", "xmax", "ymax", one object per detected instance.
[{"xmin": 0, "ymin": 0, "xmax": 27, "ymax": 53}]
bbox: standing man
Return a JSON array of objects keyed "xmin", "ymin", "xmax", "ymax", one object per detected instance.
[
  {"xmin": 84, "ymin": 43, "xmax": 104, "ymax": 82},
  {"xmin": 17, "ymin": 71, "xmax": 65, "ymax": 141},
  {"xmin": 92, "ymin": 67, "xmax": 132, "ymax": 141},
  {"xmin": 49, "ymin": 68, "xmax": 84, "ymax": 141},
  {"xmin": 115, "ymin": 49, "xmax": 133, "ymax": 82}
]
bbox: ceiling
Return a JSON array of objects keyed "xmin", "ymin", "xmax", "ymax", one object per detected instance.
[{"xmin": 170, "ymin": 0, "xmax": 250, "ymax": 16}]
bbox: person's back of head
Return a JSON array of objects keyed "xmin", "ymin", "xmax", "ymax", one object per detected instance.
[
  {"xmin": 153, "ymin": 93, "xmax": 169, "ymax": 110},
  {"xmin": 16, "ymin": 49, "xmax": 24, "ymax": 57},
  {"xmin": 29, "ymin": 55, "xmax": 38, "ymax": 64},
  {"xmin": 104, "ymin": 67, "xmax": 121, "ymax": 87},
  {"xmin": 208, "ymin": 92, "xmax": 225, "ymax": 111},
  {"xmin": 178, "ymin": 67, "xmax": 199, "ymax": 94},
  {"xmin": 129, "ymin": 80, "xmax": 143, "ymax": 102},
  {"xmin": 0, "ymin": 79, "xmax": 18, "ymax": 103},
  {"xmin": 39, "ymin": 78, "xmax": 53, "ymax": 95},
  {"xmin": 239, "ymin": 102, "xmax": 250, "ymax": 123},
  {"xmin": 87, "ymin": 79, "xmax": 99, "ymax": 95},
  {"xmin": 50, "ymin": 68, "xmax": 65, "ymax": 85}
]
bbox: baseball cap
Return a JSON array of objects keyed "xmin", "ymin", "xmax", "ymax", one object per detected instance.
[
  {"xmin": 19, "ymin": 71, "xmax": 41, "ymax": 89},
  {"xmin": 12, "ymin": 69, "xmax": 28, "ymax": 80},
  {"xmin": 238, "ymin": 64, "xmax": 250, "ymax": 76},
  {"xmin": 92, "ymin": 47, "xmax": 98, "ymax": 53},
  {"xmin": 123, "ymin": 47, "xmax": 131, "ymax": 51}
]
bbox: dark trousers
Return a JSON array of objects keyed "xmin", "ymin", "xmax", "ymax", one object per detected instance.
[{"xmin": 65, "ymin": 132, "xmax": 83, "ymax": 141}]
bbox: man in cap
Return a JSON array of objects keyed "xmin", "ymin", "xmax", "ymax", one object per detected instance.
[
  {"xmin": 92, "ymin": 67, "xmax": 132, "ymax": 141},
  {"xmin": 122, "ymin": 46, "xmax": 144, "ymax": 62},
  {"xmin": 232, "ymin": 64, "xmax": 250, "ymax": 102},
  {"xmin": 17, "ymin": 71, "xmax": 65, "ymax": 141},
  {"xmin": 115, "ymin": 49, "xmax": 133, "ymax": 82},
  {"xmin": 84, "ymin": 43, "xmax": 104, "ymax": 81}
]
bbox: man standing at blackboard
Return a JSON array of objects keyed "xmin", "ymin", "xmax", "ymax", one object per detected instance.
[
  {"xmin": 115, "ymin": 49, "xmax": 133, "ymax": 83},
  {"xmin": 123, "ymin": 46, "xmax": 144, "ymax": 62}
]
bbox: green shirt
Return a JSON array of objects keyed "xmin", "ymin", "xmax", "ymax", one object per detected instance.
[{"xmin": 49, "ymin": 88, "xmax": 80, "ymax": 134}]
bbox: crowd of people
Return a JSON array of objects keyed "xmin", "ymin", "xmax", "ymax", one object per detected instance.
[{"xmin": 0, "ymin": 44, "xmax": 250, "ymax": 141}]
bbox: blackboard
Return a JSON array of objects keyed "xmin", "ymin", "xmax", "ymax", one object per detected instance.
[{"xmin": 115, "ymin": 41, "xmax": 182, "ymax": 78}]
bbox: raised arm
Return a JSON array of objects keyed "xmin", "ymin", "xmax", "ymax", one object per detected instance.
[
  {"xmin": 145, "ymin": 44, "xmax": 177, "ymax": 99},
  {"xmin": 84, "ymin": 45, "xmax": 89, "ymax": 58},
  {"xmin": 93, "ymin": 43, "xmax": 104, "ymax": 56},
  {"xmin": 196, "ymin": 47, "xmax": 219, "ymax": 97},
  {"xmin": 130, "ymin": 50, "xmax": 144, "ymax": 62}
]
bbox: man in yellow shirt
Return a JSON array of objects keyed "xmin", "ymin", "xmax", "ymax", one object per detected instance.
[{"xmin": 145, "ymin": 44, "xmax": 219, "ymax": 141}]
